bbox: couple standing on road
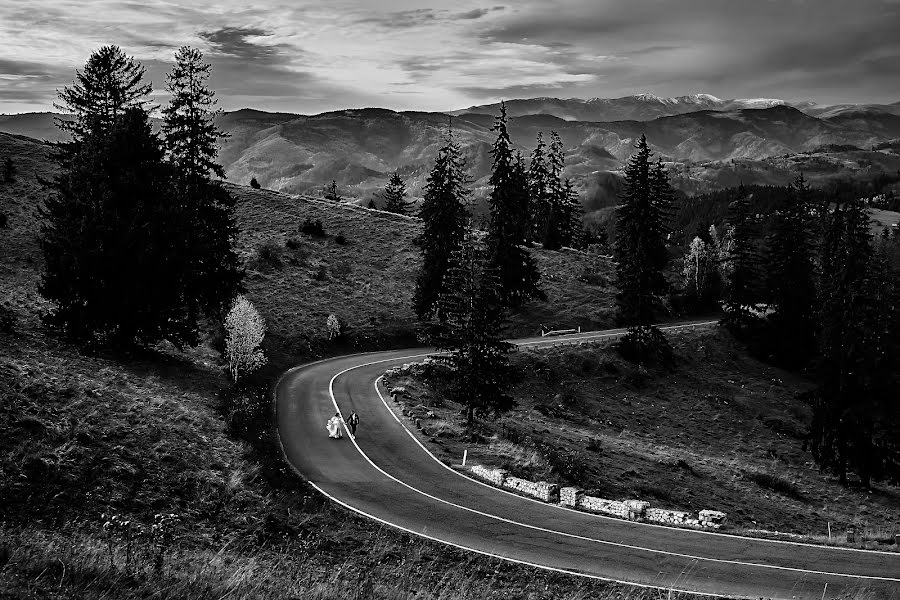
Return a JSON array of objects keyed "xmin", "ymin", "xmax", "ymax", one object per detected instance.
[{"xmin": 326, "ymin": 411, "xmax": 360, "ymax": 439}]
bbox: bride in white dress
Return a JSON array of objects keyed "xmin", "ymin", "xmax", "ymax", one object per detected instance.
[{"xmin": 326, "ymin": 413, "xmax": 343, "ymax": 439}]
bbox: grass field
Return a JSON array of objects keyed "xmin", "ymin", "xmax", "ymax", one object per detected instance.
[{"xmin": 385, "ymin": 329, "xmax": 900, "ymax": 548}]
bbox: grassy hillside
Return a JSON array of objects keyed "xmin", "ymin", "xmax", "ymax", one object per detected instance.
[
  {"xmin": 231, "ymin": 184, "xmax": 616, "ymax": 360},
  {"xmin": 3, "ymin": 133, "xmax": 688, "ymax": 599},
  {"xmin": 387, "ymin": 329, "xmax": 900, "ymax": 546},
  {"xmin": 0, "ymin": 131, "xmax": 615, "ymax": 359}
]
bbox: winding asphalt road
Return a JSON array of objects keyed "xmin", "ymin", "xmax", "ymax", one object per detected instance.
[{"xmin": 276, "ymin": 322, "xmax": 900, "ymax": 599}]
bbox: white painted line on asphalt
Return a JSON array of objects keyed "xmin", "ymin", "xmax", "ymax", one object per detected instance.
[
  {"xmin": 371, "ymin": 375, "xmax": 900, "ymax": 557},
  {"xmin": 324, "ymin": 355, "xmax": 900, "ymax": 583},
  {"xmin": 305, "ymin": 480, "xmax": 741, "ymax": 599},
  {"xmin": 326, "ymin": 323, "xmax": 900, "ymax": 557}
]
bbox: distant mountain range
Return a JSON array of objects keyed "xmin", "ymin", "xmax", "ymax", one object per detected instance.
[
  {"xmin": 450, "ymin": 93, "xmax": 796, "ymax": 122},
  {"xmin": 3, "ymin": 94, "xmax": 900, "ymax": 210}
]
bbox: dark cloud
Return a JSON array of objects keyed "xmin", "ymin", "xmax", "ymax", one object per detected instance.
[
  {"xmin": 355, "ymin": 8, "xmax": 438, "ymax": 29},
  {"xmin": 456, "ymin": 8, "xmax": 490, "ymax": 19},
  {"xmin": 199, "ymin": 26, "xmax": 292, "ymax": 61}
]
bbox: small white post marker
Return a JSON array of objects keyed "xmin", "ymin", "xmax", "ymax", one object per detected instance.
[{"xmin": 462, "ymin": 449, "xmax": 468, "ymax": 466}]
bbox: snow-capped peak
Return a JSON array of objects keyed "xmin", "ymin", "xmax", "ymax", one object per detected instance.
[
  {"xmin": 631, "ymin": 92, "xmax": 665, "ymax": 102},
  {"xmin": 625, "ymin": 93, "xmax": 724, "ymax": 105},
  {"xmin": 733, "ymin": 98, "xmax": 786, "ymax": 108},
  {"xmin": 688, "ymin": 93, "xmax": 723, "ymax": 103}
]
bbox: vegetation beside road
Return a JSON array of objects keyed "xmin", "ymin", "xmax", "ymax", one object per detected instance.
[{"xmin": 385, "ymin": 328, "xmax": 900, "ymax": 546}]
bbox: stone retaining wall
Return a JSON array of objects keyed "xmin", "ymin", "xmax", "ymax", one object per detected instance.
[
  {"xmin": 560, "ymin": 487, "xmax": 582, "ymax": 507},
  {"xmin": 503, "ymin": 476, "xmax": 559, "ymax": 503},
  {"xmin": 646, "ymin": 507, "xmax": 698, "ymax": 526},
  {"xmin": 471, "ymin": 465, "xmax": 507, "ymax": 486},
  {"xmin": 579, "ymin": 496, "xmax": 630, "ymax": 518},
  {"xmin": 699, "ymin": 510, "xmax": 727, "ymax": 529},
  {"xmin": 472, "ymin": 467, "xmax": 727, "ymax": 529}
]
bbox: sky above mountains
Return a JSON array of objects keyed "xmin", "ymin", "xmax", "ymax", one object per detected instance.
[{"xmin": 2, "ymin": 0, "xmax": 899, "ymax": 115}]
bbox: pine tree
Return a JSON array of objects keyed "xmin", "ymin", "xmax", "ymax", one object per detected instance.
[
  {"xmin": 324, "ymin": 180, "xmax": 341, "ymax": 200},
  {"xmin": 810, "ymin": 198, "xmax": 879, "ymax": 485},
  {"xmin": 163, "ymin": 47, "xmax": 227, "ymax": 181},
  {"xmin": 162, "ymin": 46, "xmax": 241, "ymax": 328},
  {"xmin": 721, "ymin": 185, "xmax": 761, "ymax": 330},
  {"xmin": 542, "ymin": 131, "xmax": 568, "ymax": 249},
  {"xmin": 863, "ymin": 238, "xmax": 900, "ymax": 483},
  {"xmin": 55, "ymin": 45, "xmax": 151, "ymax": 149},
  {"xmin": 382, "ymin": 171, "xmax": 411, "ymax": 215},
  {"xmin": 40, "ymin": 107, "xmax": 184, "ymax": 344},
  {"xmin": 613, "ymin": 135, "xmax": 673, "ymax": 360},
  {"xmin": 250, "ymin": 177, "xmax": 261, "ymax": 189},
  {"xmin": 433, "ymin": 233, "xmax": 514, "ymax": 424},
  {"xmin": 487, "ymin": 103, "xmax": 542, "ymax": 307},
  {"xmin": 562, "ymin": 178, "xmax": 583, "ymax": 247},
  {"xmin": 527, "ymin": 132, "xmax": 550, "ymax": 243},
  {"xmin": 413, "ymin": 127, "xmax": 470, "ymax": 321},
  {"xmin": 766, "ymin": 173, "xmax": 817, "ymax": 365}
]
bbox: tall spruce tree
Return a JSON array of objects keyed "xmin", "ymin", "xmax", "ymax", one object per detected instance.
[
  {"xmin": 542, "ymin": 131, "xmax": 567, "ymax": 249},
  {"xmin": 40, "ymin": 107, "xmax": 184, "ymax": 344},
  {"xmin": 810, "ymin": 198, "xmax": 880, "ymax": 485},
  {"xmin": 766, "ymin": 173, "xmax": 817, "ymax": 365},
  {"xmin": 487, "ymin": 103, "xmax": 542, "ymax": 307},
  {"xmin": 721, "ymin": 185, "xmax": 761, "ymax": 330},
  {"xmin": 434, "ymin": 233, "xmax": 513, "ymax": 424},
  {"xmin": 55, "ymin": 45, "xmax": 151, "ymax": 150},
  {"xmin": 382, "ymin": 171, "xmax": 411, "ymax": 215},
  {"xmin": 162, "ymin": 46, "xmax": 241, "ymax": 326},
  {"xmin": 613, "ymin": 135, "xmax": 673, "ymax": 360},
  {"xmin": 562, "ymin": 178, "xmax": 583, "ymax": 247},
  {"xmin": 413, "ymin": 127, "xmax": 470, "ymax": 321},
  {"xmin": 527, "ymin": 132, "xmax": 551, "ymax": 244},
  {"xmin": 41, "ymin": 48, "xmax": 238, "ymax": 347}
]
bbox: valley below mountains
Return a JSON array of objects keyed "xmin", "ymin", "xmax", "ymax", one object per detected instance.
[{"xmin": 3, "ymin": 94, "xmax": 899, "ymax": 211}]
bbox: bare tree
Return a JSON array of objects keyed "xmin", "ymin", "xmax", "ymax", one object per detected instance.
[{"xmin": 224, "ymin": 295, "xmax": 267, "ymax": 382}]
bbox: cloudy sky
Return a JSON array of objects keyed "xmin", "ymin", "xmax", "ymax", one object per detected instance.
[{"xmin": 2, "ymin": 0, "xmax": 899, "ymax": 115}]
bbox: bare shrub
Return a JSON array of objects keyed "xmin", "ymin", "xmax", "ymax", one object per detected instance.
[{"xmin": 224, "ymin": 295, "xmax": 267, "ymax": 383}]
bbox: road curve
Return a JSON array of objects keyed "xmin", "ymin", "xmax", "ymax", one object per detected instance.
[{"xmin": 276, "ymin": 322, "xmax": 900, "ymax": 599}]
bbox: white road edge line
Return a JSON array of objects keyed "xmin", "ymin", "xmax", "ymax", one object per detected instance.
[
  {"xmin": 306, "ymin": 480, "xmax": 732, "ymax": 598},
  {"xmin": 372, "ymin": 377, "xmax": 900, "ymax": 557},
  {"xmin": 371, "ymin": 325, "xmax": 900, "ymax": 556},
  {"xmin": 324, "ymin": 348, "xmax": 900, "ymax": 583}
]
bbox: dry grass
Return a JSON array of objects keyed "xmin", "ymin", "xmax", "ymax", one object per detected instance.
[
  {"xmin": 488, "ymin": 437, "xmax": 551, "ymax": 476},
  {"xmin": 1, "ymin": 523, "xmax": 725, "ymax": 600},
  {"xmin": 230, "ymin": 183, "xmax": 618, "ymax": 358}
]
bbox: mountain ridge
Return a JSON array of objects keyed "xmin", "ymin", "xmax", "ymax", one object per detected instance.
[{"xmin": 3, "ymin": 102, "xmax": 899, "ymax": 210}]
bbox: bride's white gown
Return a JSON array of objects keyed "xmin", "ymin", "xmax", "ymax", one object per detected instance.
[{"xmin": 327, "ymin": 417, "xmax": 343, "ymax": 438}]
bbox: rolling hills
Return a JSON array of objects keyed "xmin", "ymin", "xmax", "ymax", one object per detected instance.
[{"xmin": 4, "ymin": 95, "xmax": 900, "ymax": 211}]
